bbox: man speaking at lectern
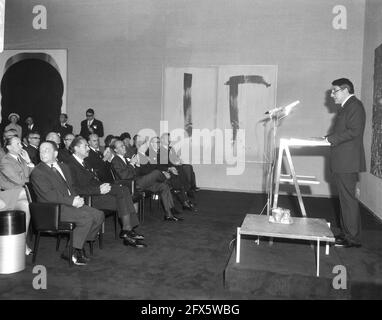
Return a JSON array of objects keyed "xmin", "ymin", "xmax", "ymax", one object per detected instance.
[{"xmin": 326, "ymin": 78, "xmax": 366, "ymax": 248}]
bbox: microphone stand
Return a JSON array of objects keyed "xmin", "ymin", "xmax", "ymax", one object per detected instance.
[
  {"xmin": 263, "ymin": 101, "xmax": 299, "ymax": 215},
  {"xmin": 265, "ymin": 111, "xmax": 281, "ymax": 216}
]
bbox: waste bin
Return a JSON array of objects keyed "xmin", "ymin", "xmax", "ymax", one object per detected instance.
[{"xmin": 0, "ymin": 210, "xmax": 26, "ymax": 274}]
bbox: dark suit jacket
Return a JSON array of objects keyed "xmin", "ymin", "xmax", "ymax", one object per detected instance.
[
  {"xmin": 85, "ymin": 148, "xmax": 113, "ymax": 183},
  {"xmin": 58, "ymin": 148, "xmax": 73, "ymax": 164},
  {"xmin": 66, "ymin": 155, "xmax": 102, "ymax": 195},
  {"xmin": 327, "ymin": 96, "xmax": 366, "ymax": 173},
  {"xmin": 30, "ymin": 162, "xmax": 77, "ymax": 205},
  {"xmin": 54, "ymin": 123, "xmax": 73, "ymax": 140},
  {"xmin": 125, "ymin": 145, "xmax": 137, "ymax": 159},
  {"xmin": 23, "ymin": 124, "xmax": 40, "ymax": 139},
  {"xmin": 24, "ymin": 145, "xmax": 40, "ymax": 166},
  {"xmin": 111, "ymin": 154, "xmax": 166, "ymax": 191},
  {"xmin": 111, "ymin": 155, "xmax": 136, "ymax": 180},
  {"xmin": 80, "ymin": 119, "xmax": 104, "ymax": 139}
]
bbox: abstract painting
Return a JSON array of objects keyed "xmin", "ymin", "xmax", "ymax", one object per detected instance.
[{"xmin": 370, "ymin": 44, "xmax": 382, "ymax": 178}]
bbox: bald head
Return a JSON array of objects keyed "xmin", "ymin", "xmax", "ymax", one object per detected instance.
[
  {"xmin": 88, "ymin": 133, "xmax": 99, "ymax": 149},
  {"xmin": 46, "ymin": 132, "xmax": 61, "ymax": 147}
]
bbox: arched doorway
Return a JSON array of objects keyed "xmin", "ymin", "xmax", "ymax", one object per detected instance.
[{"xmin": 0, "ymin": 52, "xmax": 64, "ymax": 139}]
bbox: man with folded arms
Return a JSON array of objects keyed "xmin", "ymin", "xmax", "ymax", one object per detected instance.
[
  {"xmin": 30, "ymin": 141, "xmax": 104, "ymax": 266},
  {"xmin": 66, "ymin": 137, "xmax": 146, "ymax": 248}
]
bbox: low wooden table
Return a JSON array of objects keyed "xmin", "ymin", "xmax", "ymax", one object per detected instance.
[{"xmin": 236, "ymin": 214, "xmax": 335, "ymax": 277}]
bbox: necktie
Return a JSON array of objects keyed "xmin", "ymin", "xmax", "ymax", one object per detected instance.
[
  {"xmin": 51, "ymin": 164, "xmax": 71, "ymax": 195},
  {"xmin": 83, "ymin": 161, "xmax": 100, "ymax": 181}
]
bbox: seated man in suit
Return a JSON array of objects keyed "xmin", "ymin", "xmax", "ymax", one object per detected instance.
[
  {"xmin": 111, "ymin": 139, "xmax": 183, "ymax": 221},
  {"xmin": 46, "ymin": 132, "xmax": 61, "ymax": 147},
  {"xmin": 30, "ymin": 141, "xmax": 104, "ymax": 266},
  {"xmin": 1, "ymin": 129, "xmax": 18, "ymax": 160},
  {"xmin": 120, "ymin": 132, "xmax": 136, "ymax": 160},
  {"xmin": 46, "ymin": 132, "xmax": 70, "ymax": 164},
  {"xmin": 160, "ymin": 133, "xmax": 199, "ymax": 194},
  {"xmin": 59, "ymin": 133, "xmax": 75, "ymax": 164},
  {"xmin": 24, "ymin": 131, "xmax": 41, "ymax": 165},
  {"xmin": 86, "ymin": 133, "xmax": 113, "ymax": 183},
  {"xmin": 80, "ymin": 108, "xmax": 104, "ymax": 140},
  {"xmin": 0, "ymin": 135, "xmax": 35, "ymax": 250},
  {"xmin": 0, "ymin": 136, "xmax": 34, "ymax": 190},
  {"xmin": 148, "ymin": 136, "xmax": 197, "ymax": 212},
  {"xmin": 67, "ymin": 136, "xmax": 146, "ymax": 248}
]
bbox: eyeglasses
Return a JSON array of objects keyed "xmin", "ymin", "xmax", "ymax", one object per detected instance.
[
  {"xmin": 30, "ymin": 137, "xmax": 40, "ymax": 139},
  {"xmin": 86, "ymin": 114, "xmax": 93, "ymax": 117},
  {"xmin": 331, "ymin": 88, "xmax": 343, "ymax": 94}
]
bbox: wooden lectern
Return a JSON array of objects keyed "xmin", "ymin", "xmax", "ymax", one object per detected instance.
[{"xmin": 272, "ymin": 138, "xmax": 330, "ymax": 217}]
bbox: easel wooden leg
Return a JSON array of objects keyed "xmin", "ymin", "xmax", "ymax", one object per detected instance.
[
  {"xmin": 316, "ymin": 239, "xmax": 320, "ymax": 277},
  {"xmin": 326, "ymin": 222, "xmax": 331, "ymax": 255},
  {"xmin": 236, "ymin": 227, "xmax": 241, "ymax": 263},
  {"xmin": 272, "ymin": 143, "xmax": 284, "ymax": 210},
  {"xmin": 284, "ymin": 146, "xmax": 307, "ymax": 217}
]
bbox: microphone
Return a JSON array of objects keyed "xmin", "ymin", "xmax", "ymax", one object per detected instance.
[
  {"xmin": 265, "ymin": 106, "xmax": 283, "ymax": 115},
  {"xmin": 265, "ymin": 100, "xmax": 300, "ymax": 116}
]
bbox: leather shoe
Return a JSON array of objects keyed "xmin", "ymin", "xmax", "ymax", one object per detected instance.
[
  {"xmin": 61, "ymin": 249, "xmax": 87, "ymax": 266},
  {"xmin": 123, "ymin": 237, "xmax": 147, "ymax": 248},
  {"xmin": 335, "ymin": 238, "xmax": 362, "ymax": 248},
  {"xmin": 119, "ymin": 230, "xmax": 144, "ymax": 240},
  {"xmin": 130, "ymin": 230, "xmax": 145, "ymax": 240},
  {"xmin": 334, "ymin": 238, "xmax": 347, "ymax": 247},
  {"xmin": 82, "ymin": 248, "xmax": 91, "ymax": 262},
  {"xmin": 25, "ymin": 246, "xmax": 33, "ymax": 256},
  {"xmin": 119, "ymin": 230, "xmax": 129, "ymax": 239},
  {"xmin": 183, "ymin": 201, "xmax": 198, "ymax": 213},
  {"xmin": 73, "ymin": 250, "xmax": 88, "ymax": 265},
  {"xmin": 164, "ymin": 215, "xmax": 184, "ymax": 221}
]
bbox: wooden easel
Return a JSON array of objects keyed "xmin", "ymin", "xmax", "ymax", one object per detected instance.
[{"xmin": 272, "ymin": 138, "xmax": 330, "ymax": 217}]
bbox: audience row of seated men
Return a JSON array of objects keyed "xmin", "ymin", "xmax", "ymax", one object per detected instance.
[{"xmin": 0, "ymin": 122, "xmax": 199, "ymax": 266}]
